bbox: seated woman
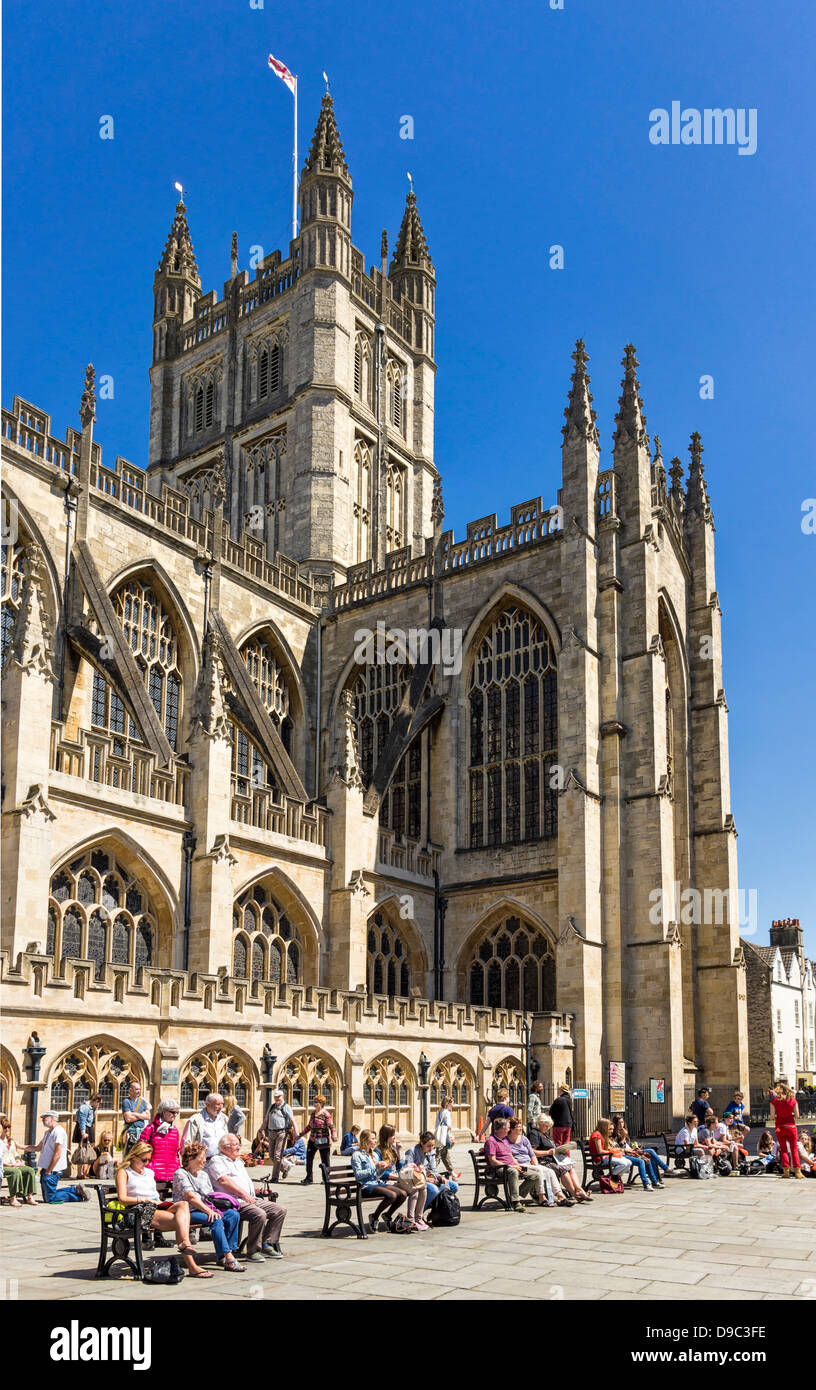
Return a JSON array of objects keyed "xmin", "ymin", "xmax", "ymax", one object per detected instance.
[
  {"xmin": 506, "ymin": 1118, "xmax": 570, "ymax": 1208},
  {"xmin": 675, "ymin": 1114, "xmax": 706, "ymax": 1155},
  {"xmin": 341, "ymin": 1125, "xmax": 361, "ymax": 1156},
  {"xmin": 0, "ymin": 1116, "xmax": 38, "ymax": 1207},
  {"xmin": 409, "ymin": 1131, "xmax": 460, "ymax": 1218},
  {"xmin": 142, "ymin": 1099, "xmax": 183, "ymax": 1189},
  {"xmin": 172, "ymin": 1142, "xmax": 244, "ymax": 1272},
  {"xmin": 591, "ymin": 1117, "xmax": 656, "ymax": 1191},
  {"xmin": 797, "ymin": 1132, "xmax": 816, "ymax": 1174},
  {"xmin": 351, "ymin": 1129, "xmax": 407, "ymax": 1233},
  {"xmin": 92, "ymin": 1130, "xmax": 115, "ymax": 1180},
  {"xmin": 114, "ymin": 1141, "xmax": 213, "ymax": 1278},
  {"xmin": 755, "ymin": 1130, "xmax": 776, "ymax": 1169},
  {"xmin": 611, "ymin": 1117, "xmax": 669, "ymax": 1187},
  {"xmin": 529, "ymin": 1115, "xmax": 592, "ymax": 1202}
]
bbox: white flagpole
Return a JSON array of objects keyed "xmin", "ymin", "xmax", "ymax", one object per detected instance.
[{"xmin": 292, "ymin": 76, "xmax": 298, "ymax": 243}]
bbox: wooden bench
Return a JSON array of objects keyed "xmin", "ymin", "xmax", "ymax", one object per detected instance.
[
  {"xmin": 95, "ymin": 1184, "xmax": 147, "ymax": 1279},
  {"xmin": 576, "ymin": 1138, "xmax": 637, "ymax": 1191},
  {"xmin": 320, "ymin": 1161, "xmax": 380, "ymax": 1239},
  {"xmin": 469, "ymin": 1148, "xmax": 512, "ymax": 1210},
  {"xmin": 664, "ymin": 1132, "xmax": 698, "ymax": 1171}
]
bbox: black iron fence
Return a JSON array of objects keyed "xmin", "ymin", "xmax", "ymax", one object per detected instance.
[{"xmin": 490, "ymin": 1080, "xmax": 676, "ymax": 1138}]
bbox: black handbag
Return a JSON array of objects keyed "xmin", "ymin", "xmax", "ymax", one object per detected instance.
[{"xmin": 142, "ymin": 1255, "xmax": 186, "ymax": 1284}]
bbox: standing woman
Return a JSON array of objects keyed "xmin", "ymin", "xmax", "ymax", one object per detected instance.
[
  {"xmin": 142, "ymin": 1099, "xmax": 183, "ymax": 1187},
  {"xmin": 351, "ymin": 1130, "xmax": 407, "ymax": 1233},
  {"xmin": 434, "ymin": 1095, "xmax": 455, "ymax": 1176},
  {"xmin": 299, "ymin": 1095, "xmax": 336, "ymax": 1185},
  {"xmin": 549, "ymin": 1084, "xmax": 575, "ymax": 1147},
  {"xmin": 115, "ymin": 1141, "xmax": 212, "ymax": 1277},
  {"xmin": 73, "ymin": 1093, "xmax": 100, "ymax": 1179},
  {"xmin": 770, "ymin": 1081, "xmax": 802, "ymax": 1177}
]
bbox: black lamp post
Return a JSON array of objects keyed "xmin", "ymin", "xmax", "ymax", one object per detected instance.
[
  {"xmin": 260, "ymin": 1045, "xmax": 277, "ymax": 1121},
  {"xmin": 23, "ymin": 1032, "xmax": 47, "ymax": 1153},
  {"xmin": 418, "ymin": 1052, "xmax": 430, "ymax": 1132}
]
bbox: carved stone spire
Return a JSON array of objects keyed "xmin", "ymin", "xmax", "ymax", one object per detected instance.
[
  {"xmin": 652, "ymin": 434, "xmax": 667, "ymax": 504},
  {"xmin": 303, "ymin": 92, "xmax": 349, "ymax": 176},
  {"xmin": 79, "ymin": 364, "xmax": 96, "ymax": 429},
  {"xmin": 562, "ymin": 339, "xmax": 599, "ymax": 445},
  {"xmin": 380, "ymin": 229, "xmax": 388, "ymax": 263},
  {"xmin": 230, "ymin": 231, "xmax": 238, "ymax": 279},
  {"xmin": 390, "ymin": 190, "xmax": 433, "ymax": 273},
  {"xmin": 193, "ymin": 630, "xmax": 230, "ymax": 741},
  {"xmin": 685, "ymin": 431, "xmax": 711, "ymax": 518},
  {"xmin": 431, "ymin": 475, "xmax": 444, "ymax": 527},
  {"xmin": 157, "ymin": 199, "xmax": 200, "ymax": 281},
  {"xmin": 331, "ymin": 689, "xmax": 363, "ymax": 789},
  {"xmin": 6, "ymin": 543, "xmax": 54, "ymax": 679},
  {"xmin": 669, "ymin": 455, "xmax": 685, "ymax": 509},
  {"xmin": 613, "ymin": 343, "xmax": 649, "ymax": 449}
]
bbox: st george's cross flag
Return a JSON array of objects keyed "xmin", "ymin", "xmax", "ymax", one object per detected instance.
[{"xmin": 268, "ymin": 54, "xmax": 296, "ymax": 92}]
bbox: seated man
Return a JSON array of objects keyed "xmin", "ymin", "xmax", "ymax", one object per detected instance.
[
  {"xmin": 697, "ymin": 1111, "xmax": 726, "ymax": 1160},
  {"xmin": 507, "ymin": 1118, "xmax": 572, "ymax": 1207},
  {"xmin": 483, "ymin": 1117, "xmax": 527, "ymax": 1213},
  {"xmin": 675, "ymin": 1114, "xmax": 705, "ymax": 1156},
  {"xmin": 207, "ymin": 1133, "xmax": 286, "ymax": 1265},
  {"xmin": 409, "ymin": 1131, "xmax": 459, "ymax": 1214}
]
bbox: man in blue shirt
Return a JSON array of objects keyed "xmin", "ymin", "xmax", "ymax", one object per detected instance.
[
  {"xmin": 723, "ymin": 1090, "xmax": 750, "ymax": 1129},
  {"xmin": 121, "ymin": 1081, "xmax": 150, "ymax": 1153},
  {"xmin": 689, "ymin": 1088, "xmax": 711, "ymax": 1127}
]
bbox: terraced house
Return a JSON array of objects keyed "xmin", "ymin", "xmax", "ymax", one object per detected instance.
[{"xmin": 0, "ymin": 94, "xmax": 748, "ymax": 1143}]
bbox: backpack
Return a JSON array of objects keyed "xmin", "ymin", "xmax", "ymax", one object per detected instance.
[
  {"xmin": 429, "ymin": 1187, "xmax": 461, "ymax": 1226},
  {"xmin": 599, "ymin": 1173, "xmax": 624, "ymax": 1194},
  {"xmin": 689, "ymin": 1156, "xmax": 714, "ymax": 1179},
  {"xmin": 141, "ymin": 1255, "xmax": 186, "ymax": 1285},
  {"xmin": 715, "ymin": 1156, "xmax": 733, "ymax": 1177}
]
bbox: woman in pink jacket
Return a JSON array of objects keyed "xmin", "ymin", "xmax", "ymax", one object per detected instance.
[{"xmin": 142, "ymin": 1099, "xmax": 182, "ymax": 1185}]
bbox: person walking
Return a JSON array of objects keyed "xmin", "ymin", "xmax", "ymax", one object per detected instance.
[
  {"xmin": 434, "ymin": 1095, "xmax": 455, "ymax": 1175},
  {"xmin": 207, "ymin": 1133, "xmax": 287, "ymax": 1263},
  {"xmin": 526, "ymin": 1081, "xmax": 545, "ymax": 1133},
  {"xmin": 0, "ymin": 1116, "xmax": 38, "ymax": 1206},
  {"xmin": 770, "ymin": 1081, "xmax": 803, "ymax": 1178},
  {"xmin": 33, "ymin": 1113, "xmax": 89, "ymax": 1203},
  {"xmin": 300, "ymin": 1095, "xmax": 336, "ymax": 1185},
  {"xmin": 548, "ymin": 1084, "xmax": 575, "ymax": 1146},
  {"xmin": 262, "ymin": 1089, "xmax": 296, "ymax": 1182},
  {"xmin": 227, "ymin": 1102, "xmax": 247, "ymax": 1140},
  {"xmin": 72, "ymin": 1093, "xmax": 100, "ymax": 1178}
]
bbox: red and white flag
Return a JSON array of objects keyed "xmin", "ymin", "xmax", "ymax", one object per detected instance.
[{"xmin": 268, "ymin": 54, "xmax": 296, "ymax": 93}]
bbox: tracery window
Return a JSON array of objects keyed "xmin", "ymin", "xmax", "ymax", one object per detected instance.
[
  {"xmin": 366, "ymin": 911, "xmax": 411, "ymax": 997},
  {"xmin": 352, "ymin": 439, "xmax": 371, "ymax": 564},
  {"xmin": 429, "ymin": 1058, "xmax": 475, "ymax": 1131},
  {"xmin": 353, "ymin": 331, "xmax": 373, "ymax": 407},
  {"xmin": 363, "ymin": 1054, "xmax": 412, "ymax": 1133},
  {"xmin": 385, "ymin": 463, "xmax": 405, "ymax": 552},
  {"xmin": 226, "ymin": 633, "xmax": 295, "ymax": 795},
  {"xmin": 0, "ymin": 539, "xmax": 23, "ymax": 662},
  {"xmin": 468, "ymin": 605, "xmax": 557, "ymax": 848},
  {"xmin": 350, "ymin": 662, "xmax": 426, "ymax": 840},
  {"xmin": 90, "ymin": 579, "xmax": 182, "ymax": 751},
  {"xmin": 467, "ymin": 915, "xmax": 555, "ymax": 1012},
  {"xmin": 492, "ymin": 1059, "xmax": 526, "ymax": 1115},
  {"xmin": 47, "ymin": 849, "xmax": 158, "ymax": 979},
  {"xmin": 179, "ymin": 1048, "xmax": 251, "ymax": 1127},
  {"xmin": 232, "ymin": 881, "xmax": 302, "ymax": 985},
  {"xmin": 47, "ymin": 1042, "xmax": 143, "ymax": 1135},
  {"xmin": 387, "ymin": 359, "xmax": 405, "ymax": 434},
  {"xmin": 277, "ymin": 1052, "xmax": 338, "ymax": 1132}
]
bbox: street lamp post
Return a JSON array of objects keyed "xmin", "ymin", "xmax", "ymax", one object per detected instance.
[
  {"xmin": 260, "ymin": 1045, "xmax": 277, "ymax": 1125},
  {"xmin": 418, "ymin": 1052, "xmax": 430, "ymax": 1133},
  {"xmin": 23, "ymin": 1032, "xmax": 47, "ymax": 1155}
]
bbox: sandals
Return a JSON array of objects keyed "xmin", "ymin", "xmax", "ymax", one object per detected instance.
[
  {"xmin": 178, "ymin": 1244, "xmax": 214, "ymax": 1278},
  {"xmin": 221, "ymin": 1257, "xmax": 246, "ymax": 1273}
]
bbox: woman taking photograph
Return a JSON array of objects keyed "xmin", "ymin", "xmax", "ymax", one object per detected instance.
[
  {"xmin": 142, "ymin": 1099, "xmax": 183, "ymax": 1186},
  {"xmin": 351, "ymin": 1129, "xmax": 407, "ymax": 1233},
  {"xmin": 172, "ymin": 1142, "xmax": 245, "ymax": 1271},
  {"xmin": 299, "ymin": 1094, "xmax": 336, "ymax": 1185},
  {"xmin": 769, "ymin": 1081, "xmax": 802, "ymax": 1177},
  {"xmin": 114, "ymin": 1141, "xmax": 213, "ymax": 1277}
]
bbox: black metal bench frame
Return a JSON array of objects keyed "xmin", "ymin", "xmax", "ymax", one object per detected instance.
[
  {"xmin": 321, "ymin": 1161, "xmax": 380, "ymax": 1239},
  {"xmin": 95, "ymin": 1184, "xmax": 147, "ymax": 1279},
  {"xmin": 576, "ymin": 1138, "xmax": 637, "ymax": 1191},
  {"xmin": 469, "ymin": 1148, "xmax": 513, "ymax": 1210},
  {"xmin": 664, "ymin": 1132, "xmax": 698, "ymax": 1171}
]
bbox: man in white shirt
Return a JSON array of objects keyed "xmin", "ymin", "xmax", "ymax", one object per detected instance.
[
  {"xmin": 182, "ymin": 1093, "xmax": 229, "ymax": 1158},
  {"xmin": 676, "ymin": 1115, "xmax": 705, "ymax": 1155},
  {"xmin": 207, "ymin": 1134, "xmax": 286, "ymax": 1263},
  {"xmin": 34, "ymin": 1112, "xmax": 90, "ymax": 1204}
]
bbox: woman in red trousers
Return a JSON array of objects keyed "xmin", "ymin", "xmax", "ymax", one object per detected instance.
[{"xmin": 770, "ymin": 1081, "xmax": 802, "ymax": 1177}]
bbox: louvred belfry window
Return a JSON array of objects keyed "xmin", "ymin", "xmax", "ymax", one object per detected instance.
[{"xmin": 468, "ymin": 605, "xmax": 557, "ymax": 848}]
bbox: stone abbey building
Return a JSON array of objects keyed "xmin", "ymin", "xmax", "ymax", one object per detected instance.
[{"xmin": 1, "ymin": 94, "xmax": 748, "ymax": 1142}]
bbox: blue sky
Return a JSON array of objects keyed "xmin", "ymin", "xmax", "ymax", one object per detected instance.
[{"xmin": 3, "ymin": 0, "xmax": 814, "ymax": 957}]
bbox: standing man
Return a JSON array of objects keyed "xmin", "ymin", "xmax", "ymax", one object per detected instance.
[
  {"xmin": 73, "ymin": 1091, "xmax": 100, "ymax": 1178},
  {"xmin": 227, "ymin": 1101, "xmax": 247, "ymax": 1140},
  {"xmin": 526, "ymin": 1080, "xmax": 545, "ymax": 1134},
  {"xmin": 689, "ymin": 1087, "xmax": 711, "ymax": 1128},
  {"xmin": 34, "ymin": 1112, "xmax": 90, "ymax": 1203},
  {"xmin": 548, "ymin": 1084, "xmax": 575, "ymax": 1147},
  {"xmin": 262, "ymin": 1089, "xmax": 296, "ymax": 1182},
  {"xmin": 182, "ymin": 1092, "xmax": 229, "ymax": 1159},
  {"xmin": 207, "ymin": 1133, "xmax": 287, "ymax": 1263},
  {"xmin": 121, "ymin": 1081, "xmax": 150, "ymax": 1155}
]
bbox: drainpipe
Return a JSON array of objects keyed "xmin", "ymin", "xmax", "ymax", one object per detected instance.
[
  {"xmin": 181, "ymin": 830, "xmax": 196, "ymax": 971},
  {"xmin": 433, "ymin": 871, "xmax": 440, "ymax": 1000},
  {"xmin": 314, "ymin": 614, "xmax": 323, "ymax": 799}
]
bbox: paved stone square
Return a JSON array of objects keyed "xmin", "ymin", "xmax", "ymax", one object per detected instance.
[{"xmin": 2, "ymin": 1161, "xmax": 814, "ymax": 1302}]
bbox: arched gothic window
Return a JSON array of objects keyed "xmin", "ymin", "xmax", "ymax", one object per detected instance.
[
  {"xmin": 257, "ymin": 341, "xmax": 281, "ymax": 400},
  {"xmin": 354, "ymin": 332, "xmax": 373, "ymax": 407},
  {"xmin": 226, "ymin": 633, "xmax": 295, "ymax": 796},
  {"xmin": 467, "ymin": 915, "xmax": 555, "ymax": 1012},
  {"xmin": 47, "ymin": 849, "xmax": 158, "ymax": 979},
  {"xmin": 350, "ymin": 663, "xmax": 426, "ymax": 840},
  {"xmin": 352, "ymin": 439, "xmax": 371, "ymax": 564},
  {"xmin": 232, "ymin": 881, "xmax": 302, "ymax": 985},
  {"xmin": 385, "ymin": 464, "xmax": 404, "ymax": 552},
  {"xmin": 47, "ymin": 1042, "xmax": 143, "ymax": 1136},
  {"xmin": 387, "ymin": 360, "xmax": 405, "ymax": 433},
  {"xmin": 468, "ymin": 605, "xmax": 557, "ymax": 847},
  {"xmin": 90, "ymin": 579, "xmax": 182, "ymax": 752},
  {"xmin": 363, "ymin": 1055, "xmax": 412, "ymax": 1133},
  {"xmin": 193, "ymin": 378, "xmax": 215, "ymax": 433},
  {"xmin": 492, "ymin": 1058, "xmax": 526, "ymax": 1114},
  {"xmin": 429, "ymin": 1058, "xmax": 475, "ymax": 1130},
  {"xmin": 0, "ymin": 538, "xmax": 23, "ymax": 662},
  {"xmin": 366, "ymin": 911, "xmax": 411, "ymax": 997},
  {"xmin": 179, "ymin": 1048, "xmax": 252, "ymax": 1127},
  {"xmin": 277, "ymin": 1052, "xmax": 339, "ymax": 1132}
]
